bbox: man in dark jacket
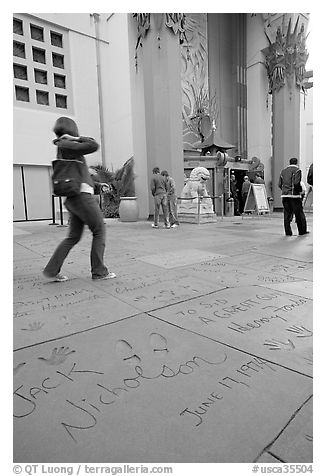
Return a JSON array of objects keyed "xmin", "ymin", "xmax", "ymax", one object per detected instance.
[
  {"xmin": 278, "ymin": 157, "xmax": 308, "ymax": 236},
  {"xmin": 307, "ymin": 163, "xmax": 313, "ymax": 186},
  {"xmin": 230, "ymin": 174, "xmax": 240, "ymax": 215},
  {"xmin": 150, "ymin": 167, "xmax": 170, "ymax": 228}
]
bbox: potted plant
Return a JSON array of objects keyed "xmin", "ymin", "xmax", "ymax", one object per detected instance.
[
  {"xmin": 91, "ymin": 157, "xmax": 139, "ymax": 222},
  {"xmin": 116, "ymin": 157, "xmax": 139, "ymax": 222}
]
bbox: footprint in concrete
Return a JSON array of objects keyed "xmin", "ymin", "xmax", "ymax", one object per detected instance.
[
  {"xmin": 115, "ymin": 339, "xmax": 141, "ymax": 365},
  {"xmin": 20, "ymin": 321, "xmax": 45, "ymax": 332},
  {"xmin": 38, "ymin": 346, "xmax": 76, "ymax": 365}
]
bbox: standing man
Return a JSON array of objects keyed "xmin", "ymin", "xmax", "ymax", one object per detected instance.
[
  {"xmin": 230, "ymin": 173, "xmax": 240, "ymax": 215},
  {"xmin": 150, "ymin": 167, "xmax": 170, "ymax": 229},
  {"xmin": 307, "ymin": 163, "xmax": 313, "ymax": 187},
  {"xmin": 241, "ymin": 176, "xmax": 251, "ymax": 212},
  {"xmin": 304, "ymin": 163, "xmax": 313, "ymax": 208},
  {"xmin": 278, "ymin": 157, "xmax": 308, "ymax": 236},
  {"xmin": 161, "ymin": 170, "xmax": 179, "ymax": 228}
]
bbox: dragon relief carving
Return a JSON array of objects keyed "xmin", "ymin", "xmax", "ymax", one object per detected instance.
[{"xmin": 263, "ymin": 17, "xmax": 309, "ymax": 93}]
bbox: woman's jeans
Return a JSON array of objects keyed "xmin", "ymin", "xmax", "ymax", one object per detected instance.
[
  {"xmin": 153, "ymin": 194, "xmax": 170, "ymax": 227},
  {"xmin": 44, "ymin": 193, "xmax": 108, "ymax": 279}
]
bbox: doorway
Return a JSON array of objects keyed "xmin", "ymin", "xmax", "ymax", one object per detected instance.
[{"xmin": 230, "ymin": 169, "xmax": 249, "ymax": 213}]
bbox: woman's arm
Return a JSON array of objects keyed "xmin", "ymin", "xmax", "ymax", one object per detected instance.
[{"xmin": 56, "ymin": 135, "xmax": 99, "ymax": 156}]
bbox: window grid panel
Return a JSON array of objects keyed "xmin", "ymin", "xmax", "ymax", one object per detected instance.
[
  {"xmin": 30, "ymin": 24, "xmax": 44, "ymax": 42},
  {"xmin": 53, "ymin": 73, "xmax": 66, "ymax": 89},
  {"xmin": 32, "ymin": 46, "xmax": 46, "ymax": 64},
  {"xmin": 34, "ymin": 69, "xmax": 47, "ymax": 85},
  {"xmin": 13, "ymin": 18, "xmax": 23, "ymax": 35},
  {"xmin": 14, "ymin": 63, "xmax": 28, "ymax": 81},
  {"xmin": 55, "ymin": 94, "xmax": 67, "ymax": 109},
  {"xmin": 50, "ymin": 31, "xmax": 63, "ymax": 48},
  {"xmin": 52, "ymin": 52, "xmax": 65, "ymax": 69},
  {"xmin": 36, "ymin": 90, "xmax": 49, "ymax": 106},
  {"xmin": 15, "ymin": 85, "xmax": 30, "ymax": 102},
  {"xmin": 13, "ymin": 14, "xmax": 72, "ymax": 112},
  {"xmin": 13, "ymin": 41, "xmax": 26, "ymax": 58}
]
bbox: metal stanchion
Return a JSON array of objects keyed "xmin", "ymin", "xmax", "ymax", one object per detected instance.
[
  {"xmin": 49, "ymin": 195, "xmax": 58, "ymax": 225},
  {"xmin": 197, "ymin": 197, "xmax": 201, "ymax": 224},
  {"xmin": 57, "ymin": 196, "xmax": 68, "ymax": 227}
]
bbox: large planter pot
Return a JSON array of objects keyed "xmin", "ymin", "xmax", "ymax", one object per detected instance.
[{"xmin": 118, "ymin": 197, "xmax": 139, "ymax": 222}]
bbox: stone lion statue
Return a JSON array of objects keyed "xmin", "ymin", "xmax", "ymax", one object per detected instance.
[{"xmin": 179, "ymin": 166, "xmax": 214, "ymax": 212}]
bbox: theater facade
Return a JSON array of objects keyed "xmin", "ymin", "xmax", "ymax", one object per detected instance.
[{"xmin": 13, "ymin": 13, "xmax": 312, "ymax": 221}]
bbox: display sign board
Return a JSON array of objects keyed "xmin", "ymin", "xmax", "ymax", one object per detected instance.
[{"xmin": 243, "ymin": 183, "xmax": 269, "ymax": 213}]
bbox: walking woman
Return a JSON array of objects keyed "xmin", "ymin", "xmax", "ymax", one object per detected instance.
[{"xmin": 43, "ymin": 117, "xmax": 116, "ymax": 281}]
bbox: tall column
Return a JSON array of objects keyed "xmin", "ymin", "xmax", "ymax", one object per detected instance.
[
  {"xmin": 262, "ymin": 13, "xmax": 309, "ymax": 209},
  {"xmin": 246, "ymin": 14, "xmax": 273, "ymax": 195},
  {"xmin": 272, "ymin": 76, "xmax": 301, "ymax": 208},
  {"xmin": 128, "ymin": 15, "xmax": 184, "ymax": 218}
]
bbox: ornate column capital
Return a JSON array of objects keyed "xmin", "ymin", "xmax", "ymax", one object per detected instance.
[{"xmin": 262, "ymin": 14, "xmax": 310, "ymax": 93}]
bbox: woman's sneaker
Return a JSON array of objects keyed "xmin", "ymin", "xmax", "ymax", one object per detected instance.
[
  {"xmin": 92, "ymin": 272, "xmax": 116, "ymax": 280},
  {"xmin": 54, "ymin": 273, "xmax": 69, "ymax": 282},
  {"xmin": 151, "ymin": 224, "xmax": 159, "ymax": 228},
  {"xmin": 43, "ymin": 271, "xmax": 68, "ymax": 282}
]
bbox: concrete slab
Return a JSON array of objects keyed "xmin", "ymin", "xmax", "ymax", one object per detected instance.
[
  {"xmin": 269, "ymin": 398, "xmax": 313, "ymax": 463},
  {"xmin": 290, "ymin": 268, "xmax": 313, "ymax": 281},
  {"xmin": 95, "ymin": 268, "xmax": 224, "ymax": 312},
  {"xmin": 13, "ymin": 216, "xmax": 314, "ymax": 463},
  {"xmin": 14, "ymin": 234, "xmax": 68, "ymax": 257},
  {"xmin": 13, "ymin": 314, "xmax": 312, "ymax": 463},
  {"xmin": 223, "ymin": 252, "xmax": 312, "ymax": 276},
  {"xmin": 136, "ymin": 249, "xmax": 227, "ymax": 269},
  {"xmin": 151, "ymin": 285, "xmax": 313, "ymax": 376},
  {"xmin": 14, "ymin": 279, "xmax": 138, "ymax": 349},
  {"xmin": 13, "ymin": 243, "xmax": 41, "ymax": 261},
  {"xmin": 181, "ymin": 259, "xmax": 301, "ymax": 288},
  {"xmin": 256, "ymin": 240, "xmax": 313, "ymax": 262},
  {"xmin": 256, "ymin": 453, "xmax": 283, "ymax": 463},
  {"xmin": 261, "ymin": 280, "xmax": 313, "ymax": 300},
  {"xmin": 13, "ymin": 225, "xmax": 32, "ymax": 236}
]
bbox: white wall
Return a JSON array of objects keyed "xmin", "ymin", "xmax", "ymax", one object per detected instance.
[
  {"xmin": 13, "ymin": 13, "xmax": 103, "ymax": 168},
  {"xmin": 99, "ymin": 14, "xmax": 134, "ymax": 171},
  {"xmin": 300, "ymin": 88, "xmax": 313, "ymax": 185}
]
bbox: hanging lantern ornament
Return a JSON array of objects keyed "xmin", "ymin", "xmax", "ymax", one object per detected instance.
[
  {"xmin": 132, "ymin": 13, "xmax": 151, "ymax": 69},
  {"xmin": 132, "ymin": 13, "xmax": 189, "ymax": 70},
  {"xmin": 152, "ymin": 13, "xmax": 164, "ymax": 49}
]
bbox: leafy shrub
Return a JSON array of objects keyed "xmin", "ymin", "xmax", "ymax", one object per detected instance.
[{"xmin": 90, "ymin": 157, "xmax": 135, "ymax": 218}]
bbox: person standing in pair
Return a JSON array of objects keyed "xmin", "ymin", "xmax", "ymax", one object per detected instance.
[
  {"xmin": 43, "ymin": 116, "xmax": 116, "ymax": 282},
  {"xmin": 278, "ymin": 157, "xmax": 308, "ymax": 236},
  {"xmin": 307, "ymin": 163, "xmax": 313, "ymax": 187},
  {"xmin": 150, "ymin": 167, "xmax": 170, "ymax": 228},
  {"xmin": 230, "ymin": 173, "xmax": 240, "ymax": 215},
  {"xmin": 241, "ymin": 176, "xmax": 251, "ymax": 211},
  {"xmin": 161, "ymin": 170, "xmax": 179, "ymax": 228}
]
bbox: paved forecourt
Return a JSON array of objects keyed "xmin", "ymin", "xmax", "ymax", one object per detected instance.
[{"xmin": 13, "ymin": 215, "xmax": 313, "ymax": 463}]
